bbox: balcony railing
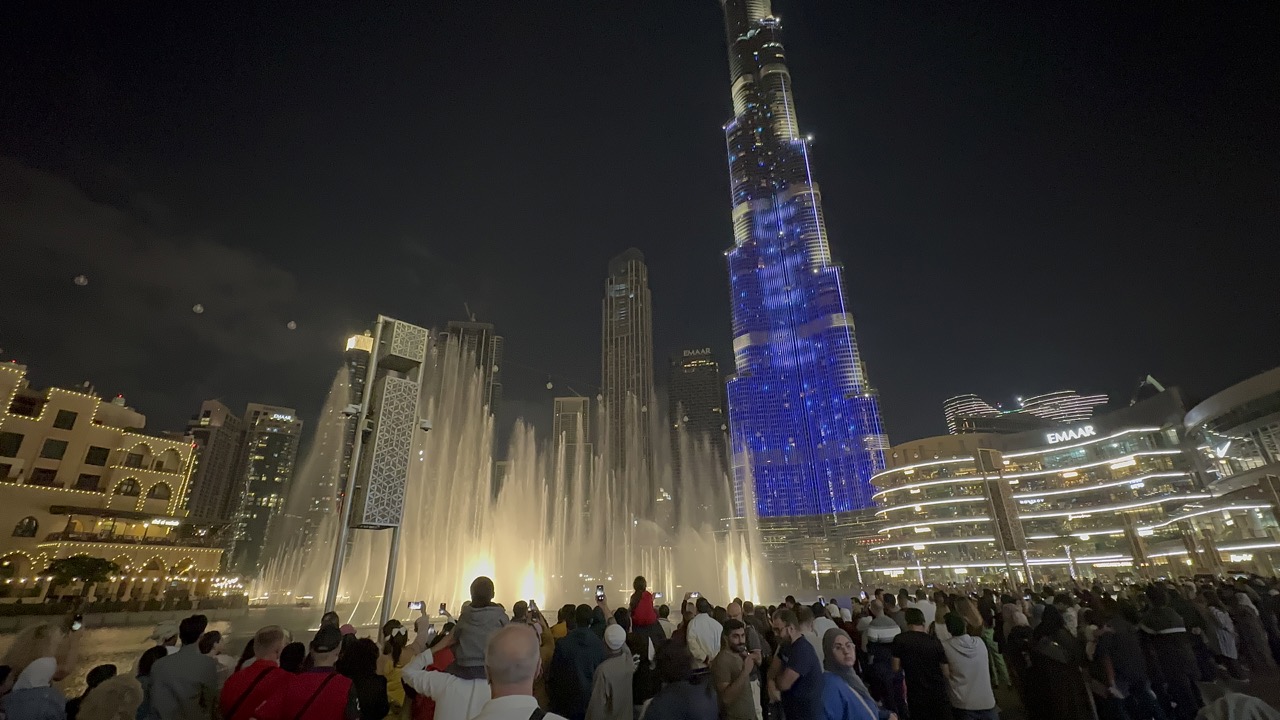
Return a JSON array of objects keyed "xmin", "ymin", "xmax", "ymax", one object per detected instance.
[{"xmin": 40, "ymin": 531, "xmax": 219, "ymax": 548}]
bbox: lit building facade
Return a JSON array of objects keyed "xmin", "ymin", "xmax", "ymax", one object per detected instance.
[
  {"xmin": 601, "ymin": 248, "xmax": 655, "ymax": 476},
  {"xmin": 0, "ymin": 363, "xmax": 227, "ymax": 600},
  {"xmin": 668, "ymin": 349, "xmax": 729, "ymax": 515},
  {"xmin": 185, "ymin": 400, "xmax": 245, "ymax": 523},
  {"xmin": 943, "ymin": 390, "xmax": 1109, "ymax": 435},
  {"xmin": 228, "ymin": 404, "xmax": 302, "ymax": 574},
  {"xmin": 869, "ymin": 388, "xmax": 1208, "ymax": 584},
  {"xmin": 717, "ymin": 1, "xmax": 887, "ymax": 536},
  {"xmin": 1175, "ymin": 367, "xmax": 1280, "ymax": 576}
]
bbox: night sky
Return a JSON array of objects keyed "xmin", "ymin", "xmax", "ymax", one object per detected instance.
[{"xmin": 2, "ymin": 1, "xmax": 1277, "ymax": 446}]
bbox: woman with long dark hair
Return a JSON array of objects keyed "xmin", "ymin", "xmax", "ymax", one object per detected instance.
[
  {"xmin": 338, "ymin": 638, "xmax": 391, "ymax": 720},
  {"xmin": 379, "ymin": 619, "xmax": 411, "ymax": 715},
  {"xmin": 954, "ymin": 596, "xmax": 1010, "ymax": 689}
]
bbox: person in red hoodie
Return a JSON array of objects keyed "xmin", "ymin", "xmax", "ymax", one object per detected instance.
[
  {"xmin": 252, "ymin": 625, "xmax": 359, "ymax": 720},
  {"xmin": 629, "ymin": 576, "xmax": 666, "ymax": 650},
  {"xmin": 220, "ymin": 626, "xmax": 291, "ymax": 720}
]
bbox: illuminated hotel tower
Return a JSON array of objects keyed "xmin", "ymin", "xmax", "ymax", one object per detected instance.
[{"xmin": 718, "ymin": 0, "xmax": 887, "ymax": 530}]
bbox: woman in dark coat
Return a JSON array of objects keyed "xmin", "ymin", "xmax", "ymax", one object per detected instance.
[{"xmin": 1023, "ymin": 605, "xmax": 1093, "ymax": 720}]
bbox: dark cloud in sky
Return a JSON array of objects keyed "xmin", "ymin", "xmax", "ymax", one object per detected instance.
[{"xmin": 0, "ymin": 1, "xmax": 1277, "ymax": 444}]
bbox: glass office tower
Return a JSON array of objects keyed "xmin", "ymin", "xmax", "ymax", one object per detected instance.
[{"xmin": 719, "ymin": 0, "xmax": 887, "ymax": 523}]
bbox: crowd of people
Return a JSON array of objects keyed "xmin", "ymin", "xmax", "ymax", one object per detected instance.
[{"xmin": 1, "ymin": 574, "xmax": 1279, "ymax": 720}]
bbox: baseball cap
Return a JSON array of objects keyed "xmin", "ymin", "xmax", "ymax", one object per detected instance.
[{"xmin": 311, "ymin": 625, "xmax": 343, "ymax": 653}]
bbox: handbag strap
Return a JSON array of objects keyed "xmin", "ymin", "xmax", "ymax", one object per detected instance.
[
  {"xmin": 225, "ymin": 664, "xmax": 276, "ymax": 719},
  {"xmin": 293, "ymin": 672, "xmax": 338, "ymax": 720}
]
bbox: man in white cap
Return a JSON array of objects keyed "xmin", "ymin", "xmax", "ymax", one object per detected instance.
[
  {"xmin": 149, "ymin": 621, "xmax": 180, "ymax": 655},
  {"xmin": 585, "ymin": 625, "xmax": 633, "ymax": 720}
]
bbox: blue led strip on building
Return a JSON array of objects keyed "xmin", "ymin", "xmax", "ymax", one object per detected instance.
[{"xmin": 719, "ymin": 0, "xmax": 887, "ymax": 519}]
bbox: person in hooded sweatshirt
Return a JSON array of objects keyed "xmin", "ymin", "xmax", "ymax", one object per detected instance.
[
  {"xmin": 940, "ymin": 613, "xmax": 997, "ymax": 720},
  {"xmin": 451, "ymin": 576, "xmax": 509, "ymax": 679}
]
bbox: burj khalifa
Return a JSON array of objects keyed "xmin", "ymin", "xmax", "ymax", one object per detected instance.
[{"xmin": 718, "ymin": 0, "xmax": 888, "ymax": 550}]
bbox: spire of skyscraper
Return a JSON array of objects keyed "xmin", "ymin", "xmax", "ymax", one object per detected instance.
[{"xmin": 718, "ymin": 1, "xmax": 888, "ymax": 544}]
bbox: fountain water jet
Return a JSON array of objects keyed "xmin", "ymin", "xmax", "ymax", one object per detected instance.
[{"xmin": 254, "ymin": 332, "xmax": 768, "ymax": 618}]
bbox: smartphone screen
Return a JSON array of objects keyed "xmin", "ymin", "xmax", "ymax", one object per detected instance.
[
  {"xmin": 439, "ymin": 602, "xmax": 447, "ymax": 615},
  {"xmin": 654, "ymin": 592, "xmax": 664, "ymax": 600},
  {"xmin": 595, "ymin": 585, "xmax": 605, "ymax": 602},
  {"xmin": 690, "ymin": 591, "xmax": 700, "ymax": 599},
  {"xmin": 818, "ymin": 595, "xmax": 825, "ymax": 605},
  {"xmin": 71, "ymin": 614, "xmax": 83, "ymax": 631},
  {"xmin": 859, "ymin": 591, "xmax": 868, "ymax": 601},
  {"xmin": 529, "ymin": 599, "xmax": 539, "ymax": 613},
  {"xmin": 408, "ymin": 601, "xmax": 424, "ymax": 611}
]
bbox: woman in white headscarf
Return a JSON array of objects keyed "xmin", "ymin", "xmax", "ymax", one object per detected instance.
[{"xmin": 0, "ymin": 628, "xmax": 68, "ymax": 720}]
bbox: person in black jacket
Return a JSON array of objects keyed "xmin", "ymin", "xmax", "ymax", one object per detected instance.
[
  {"xmin": 1139, "ymin": 585, "xmax": 1202, "ymax": 720},
  {"xmin": 550, "ymin": 605, "xmax": 607, "ymax": 720}
]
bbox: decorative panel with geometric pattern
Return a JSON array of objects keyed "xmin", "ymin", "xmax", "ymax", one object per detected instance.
[
  {"xmin": 380, "ymin": 320, "xmax": 428, "ymax": 373},
  {"xmin": 349, "ymin": 374, "xmax": 419, "ymax": 528}
]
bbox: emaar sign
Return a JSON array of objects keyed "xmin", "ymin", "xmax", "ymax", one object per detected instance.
[{"xmin": 1046, "ymin": 425, "xmax": 1096, "ymax": 444}]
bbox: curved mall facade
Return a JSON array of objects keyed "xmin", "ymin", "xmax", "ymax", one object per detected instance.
[{"xmin": 867, "ymin": 382, "xmax": 1280, "ymax": 584}]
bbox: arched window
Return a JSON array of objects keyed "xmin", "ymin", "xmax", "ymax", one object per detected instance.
[
  {"xmin": 114, "ymin": 478, "xmax": 140, "ymax": 497},
  {"xmin": 154, "ymin": 449, "xmax": 182, "ymax": 472},
  {"xmin": 146, "ymin": 482, "xmax": 171, "ymax": 500},
  {"xmin": 12, "ymin": 517, "xmax": 37, "ymax": 538}
]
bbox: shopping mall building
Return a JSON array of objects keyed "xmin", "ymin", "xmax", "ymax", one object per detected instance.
[{"xmin": 866, "ymin": 368, "xmax": 1280, "ymax": 585}]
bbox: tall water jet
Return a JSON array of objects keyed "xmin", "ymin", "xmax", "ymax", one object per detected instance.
[{"xmin": 254, "ymin": 329, "xmax": 768, "ymax": 617}]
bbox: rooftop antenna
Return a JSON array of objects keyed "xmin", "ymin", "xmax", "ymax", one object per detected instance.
[{"xmin": 463, "ymin": 302, "xmax": 475, "ymax": 322}]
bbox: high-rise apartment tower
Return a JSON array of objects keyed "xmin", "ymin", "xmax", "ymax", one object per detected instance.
[
  {"xmin": 668, "ymin": 348, "xmax": 729, "ymax": 476},
  {"xmin": 601, "ymin": 249, "xmax": 655, "ymax": 477},
  {"xmin": 229, "ymin": 403, "xmax": 302, "ymax": 573},
  {"xmin": 443, "ymin": 321, "xmax": 504, "ymax": 415},
  {"xmin": 185, "ymin": 400, "xmax": 245, "ymax": 523}
]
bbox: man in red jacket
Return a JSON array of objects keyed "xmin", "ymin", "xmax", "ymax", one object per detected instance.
[
  {"xmin": 221, "ymin": 626, "xmax": 291, "ymax": 720},
  {"xmin": 251, "ymin": 625, "xmax": 359, "ymax": 720}
]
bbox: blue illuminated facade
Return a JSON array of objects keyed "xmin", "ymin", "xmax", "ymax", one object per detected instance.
[{"xmin": 719, "ymin": 0, "xmax": 887, "ymax": 519}]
